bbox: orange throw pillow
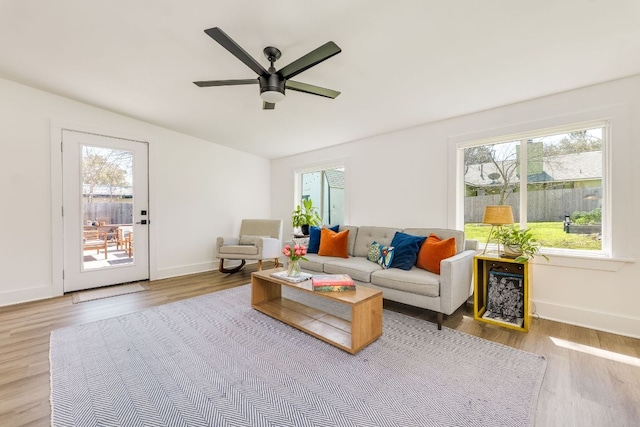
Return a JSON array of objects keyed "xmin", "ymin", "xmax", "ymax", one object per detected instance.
[
  {"xmin": 416, "ymin": 234, "xmax": 456, "ymax": 274},
  {"xmin": 318, "ymin": 228, "xmax": 350, "ymax": 258}
]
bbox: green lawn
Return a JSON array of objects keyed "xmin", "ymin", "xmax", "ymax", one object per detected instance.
[{"xmin": 465, "ymin": 222, "xmax": 602, "ymax": 251}]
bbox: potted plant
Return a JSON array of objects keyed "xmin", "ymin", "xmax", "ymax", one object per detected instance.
[
  {"xmin": 494, "ymin": 226, "xmax": 549, "ymax": 262},
  {"xmin": 291, "ymin": 198, "xmax": 321, "ymax": 235}
]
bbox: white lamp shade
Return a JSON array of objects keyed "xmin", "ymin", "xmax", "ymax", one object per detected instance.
[{"xmin": 260, "ymin": 90, "xmax": 285, "ymax": 103}]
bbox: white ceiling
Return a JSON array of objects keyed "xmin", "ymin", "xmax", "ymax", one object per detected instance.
[{"xmin": 1, "ymin": 1, "xmax": 639, "ymax": 159}]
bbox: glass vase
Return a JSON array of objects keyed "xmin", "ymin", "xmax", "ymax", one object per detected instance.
[{"xmin": 287, "ymin": 259, "xmax": 300, "ymax": 277}]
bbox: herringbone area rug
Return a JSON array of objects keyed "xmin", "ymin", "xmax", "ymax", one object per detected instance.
[{"xmin": 50, "ymin": 285, "xmax": 546, "ymax": 426}]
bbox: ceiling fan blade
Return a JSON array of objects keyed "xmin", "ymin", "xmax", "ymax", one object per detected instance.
[
  {"xmin": 263, "ymin": 101, "xmax": 276, "ymax": 110},
  {"xmin": 194, "ymin": 79, "xmax": 258, "ymax": 87},
  {"xmin": 286, "ymin": 80, "xmax": 340, "ymax": 99},
  {"xmin": 279, "ymin": 41, "xmax": 341, "ymax": 80},
  {"xmin": 204, "ymin": 27, "xmax": 268, "ymax": 76}
]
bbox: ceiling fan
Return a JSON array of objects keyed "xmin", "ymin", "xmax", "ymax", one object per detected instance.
[{"xmin": 193, "ymin": 27, "xmax": 342, "ymax": 110}]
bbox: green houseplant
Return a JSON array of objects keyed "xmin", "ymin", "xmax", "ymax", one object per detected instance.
[
  {"xmin": 291, "ymin": 198, "xmax": 321, "ymax": 235},
  {"xmin": 494, "ymin": 226, "xmax": 549, "ymax": 262}
]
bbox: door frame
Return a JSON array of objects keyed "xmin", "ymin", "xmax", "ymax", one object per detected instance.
[{"xmin": 50, "ymin": 121, "xmax": 156, "ymax": 297}]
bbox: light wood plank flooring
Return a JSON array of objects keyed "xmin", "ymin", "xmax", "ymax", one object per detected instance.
[{"xmin": 1, "ymin": 263, "xmax": 638, "ymax": 426}]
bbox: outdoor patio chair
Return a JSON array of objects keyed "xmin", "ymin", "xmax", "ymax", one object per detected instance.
[
  {"xmin": 125, "ymin": 231, "xmax": 133, "ymax": 257},
  {"xmin": 215, "ymin": 219, "xmax": 283, "ymax": 273},
  {"xmin": 83, "ymin": 230, "xmax": 108, "ymax": 259}
]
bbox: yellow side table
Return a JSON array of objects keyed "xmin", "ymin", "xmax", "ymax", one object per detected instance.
[{"xmin": 473, "ymin": 254, "xmax": 531, "ymax": 332}]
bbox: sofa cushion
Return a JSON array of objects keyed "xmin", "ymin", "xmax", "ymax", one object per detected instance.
[
  {"xmin": 371, "ymin": 267, "xmax": 440, "ymax": 297},
  {"xmin": 353, "ymin": 226, "xmax": 402, "ymax": 257},
  {"xmin": 416, "ymin": 234, "xmax": 457, "ymax": 275},
  {"xmin": 367, "ymin": 241, "xmax": 394, "ymax": 269},
  {"xmin": 307, "ymin": 225, "xmax": 340, "ymax": 253},
  {"xmin": 300, "ymin": 253, "xmax": 339, "ymax": 272},
  {"xmin": 403, "ymin": 228, "xmax": 466, "ymax": 254},
  {"xmin": 389, "ymin": 232, "xmax": 426, "ymax": 270},
  {"xmin": 323, "ymin": 257, "xmax": 381, "ymax": 283},
  {"xmin": 318, "ymin": 228, "xmax": 350, "ymax": 258},
  {"xmin": 338, "ymin": 225, "xmax": 359, "ymax": 256}
]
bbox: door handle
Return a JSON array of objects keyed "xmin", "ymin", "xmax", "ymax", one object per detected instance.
[{"xmin": 136, "ymin": 220, "xmax": 148, "ymax": 225}]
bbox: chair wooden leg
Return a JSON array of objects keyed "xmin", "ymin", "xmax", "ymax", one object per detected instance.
[
  {"xmin": 274, "ymin": 258, "xmax": 279, "ymax": 268},
  {"xmin": 437, "ymin": 312, "xmax": 443, "ymax": 330},
  {"xmin": 218, "ymin": 259, "xmax": 245, "ymax": 274},
  {"xmin": 257, "ymin": 260, "xmax": 263, "ymax": 271}
]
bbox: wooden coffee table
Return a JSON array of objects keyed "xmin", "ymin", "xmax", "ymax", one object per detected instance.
[{"xmin": 251, "ymin": 269, "xmax": 383, "ymax": 354}]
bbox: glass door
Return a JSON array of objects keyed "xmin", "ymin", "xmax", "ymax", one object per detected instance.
[{"xmin": 62, "ymin": 130, "xmax": 149, "ymax": 292}]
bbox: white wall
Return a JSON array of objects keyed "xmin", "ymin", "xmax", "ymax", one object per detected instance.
[
  {"xmin": 271, "ymin": 75, "xmax": 640, "ymax": 338},
  {"xmin": 0, "ymin": 77, "xmax": 271, "ymax": 306}
]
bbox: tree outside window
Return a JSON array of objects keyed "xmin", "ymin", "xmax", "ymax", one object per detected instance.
[{"xmin": 82, "ymin": 145, "xmax": 133, "ymax": 224}]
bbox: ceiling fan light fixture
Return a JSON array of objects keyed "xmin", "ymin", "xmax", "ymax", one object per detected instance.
[
  {"xmin": 259, "ymin": 74, "xmax": 286, "ymax": 103},
  {"xmin": 260, "ymin": 89, "xmax": 285, "ymax": 103}
]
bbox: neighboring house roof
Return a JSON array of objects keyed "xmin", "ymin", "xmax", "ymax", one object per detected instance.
[
  {"xmin": 464, "ymin": 151, "xmax": 602, "ymax": 187},
  {"xmin": 325, "ymin": 169, "xmax": 345, "ymax": 189}
]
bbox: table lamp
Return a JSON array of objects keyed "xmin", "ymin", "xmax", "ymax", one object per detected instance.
[{"xmin": 481, "ymin": 205, "xmax": 514, "ymax": 255}]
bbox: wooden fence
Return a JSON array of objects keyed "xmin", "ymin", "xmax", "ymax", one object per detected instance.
[
  {"xmin": 83, "ymin": 202, "xmax": 133, "ymax": 224},
  {"xmin": 465, "ymin": 187, "xmax": 602, "ymax": 223}
]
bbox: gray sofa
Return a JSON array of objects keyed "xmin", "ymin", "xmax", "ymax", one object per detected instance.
[{"xmin": 299, "ymin": 226, "xmax": 478, "ymax": 329}]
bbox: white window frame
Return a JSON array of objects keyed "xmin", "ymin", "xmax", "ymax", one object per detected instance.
[
  {"xmin": 293, "ymin": 160, "xmax": 348, "ymax": 226},
  {"xmin": 456, "ymin": 119, "xmax": 611, "ymax": 258}
]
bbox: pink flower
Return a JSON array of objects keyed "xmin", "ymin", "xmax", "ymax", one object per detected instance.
[{"xmin": 282, "ymin": 243, "xmax": 307, "ymax": 261}]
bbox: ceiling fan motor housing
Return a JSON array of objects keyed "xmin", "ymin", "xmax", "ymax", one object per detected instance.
[{"xmin": 259, "ymin": 74, "xmax": 285, "ymax": 96}]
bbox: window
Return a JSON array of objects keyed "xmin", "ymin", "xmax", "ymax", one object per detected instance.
[
  {"xmin": 461, "ymin": 121, "xmax": 607, "ymax": 255},
  {"xmin": 297, "ymin": 164, "xmax": 345, "ymax": 225}
]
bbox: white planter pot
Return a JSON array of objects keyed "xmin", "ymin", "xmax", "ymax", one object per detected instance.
[{"xmin": 503, "ymin": 244, "xmax": 523, "ymax": 258}]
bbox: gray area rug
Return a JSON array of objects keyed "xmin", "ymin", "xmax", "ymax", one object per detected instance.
[{"xmin": 50, "ymin": 285, "xmax": 546, "ymax": 426}]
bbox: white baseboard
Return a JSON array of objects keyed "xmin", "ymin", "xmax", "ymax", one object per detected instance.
[
  {"xmin": 0, "ymin": 284, "xmax": 55, "ymax": 307},
  {"xmin": 154, "ymin": 259, "xmax": 259, "ymax": 280},
  {"xmin": 155, "ymin": 261, "xmax": 218, "ymax": 280},
  {"xmin": 534, "ymin": 299, "xmax": 640, "ymax": 339}
]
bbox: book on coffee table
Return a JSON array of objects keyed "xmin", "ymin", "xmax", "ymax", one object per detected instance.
[
  {"xmin": 270, "ymin": 270, "xmax": 313, "ymax": 283},
  {"xmin": 312, "ymin": 274, "xmax": 356, "ymax": 292}
]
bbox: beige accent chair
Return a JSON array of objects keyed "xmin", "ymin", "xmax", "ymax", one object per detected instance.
[{"xmin": 215, "ymin": 219, "xmax": 283, "ymax": 273}]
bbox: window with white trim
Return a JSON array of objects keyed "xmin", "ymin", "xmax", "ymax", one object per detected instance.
[
  {"xmin": 296, "ymin": 164, "xmax": 345, "ymax": 225},
  {"xmin": 460, "ymin": 121, "xmax": 607, "ymax": 255}
]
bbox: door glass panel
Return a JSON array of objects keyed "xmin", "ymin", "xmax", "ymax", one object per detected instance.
[{"xmin": 81, "ymin": 145, "xmax": 134, "ymax": 270}]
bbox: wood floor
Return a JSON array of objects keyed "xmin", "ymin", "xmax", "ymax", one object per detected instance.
[{"xmin": 1, "ymin": 263, "xmax": 639, "ymax": 426}]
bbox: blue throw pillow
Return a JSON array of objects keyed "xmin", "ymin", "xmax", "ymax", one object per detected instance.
[
  {"xmin": 390, "ymin": 232, "xmax": 426, "ymax": 270},
  {"xmin": 307, "ymin": 225, "xmax": 340, "ymax": 253}
]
